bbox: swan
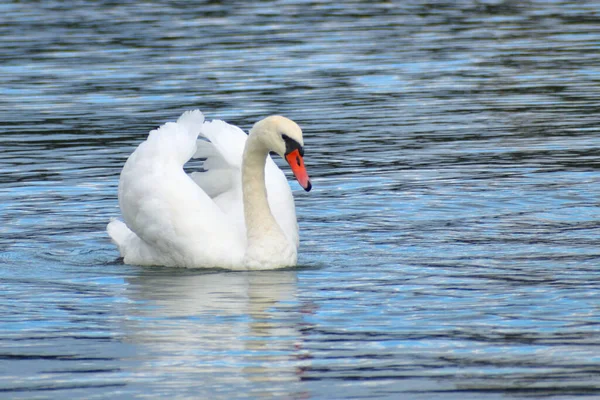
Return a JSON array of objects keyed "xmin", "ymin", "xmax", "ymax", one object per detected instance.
[{"xmin": 107, "ymin": 110, "xmax": 311, "ymax": 270}]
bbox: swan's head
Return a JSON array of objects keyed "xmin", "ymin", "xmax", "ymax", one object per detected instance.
[{"xmin": 251, "ymin": 115, "xmax": 312, "ymax": 192}]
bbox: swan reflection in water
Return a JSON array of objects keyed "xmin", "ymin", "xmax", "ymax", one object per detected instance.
[{"xmin": 122, "ymin": 269, "xmax": 311, "ymax": 394}]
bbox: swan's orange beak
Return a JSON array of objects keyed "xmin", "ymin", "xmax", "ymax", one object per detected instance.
[{"xmin": 285, "ymin": 149, "xmax": 312, "ymax": 192}]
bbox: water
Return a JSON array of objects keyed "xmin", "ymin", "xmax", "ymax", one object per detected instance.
[{"xmin": 1, "ymin": 0, "xmax": 600, "ymax": 398}]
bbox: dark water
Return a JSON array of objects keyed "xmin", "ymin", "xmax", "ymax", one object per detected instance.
[{"xmin": 2, "ymin": 1, "xmax": 600, "ymax": 398}]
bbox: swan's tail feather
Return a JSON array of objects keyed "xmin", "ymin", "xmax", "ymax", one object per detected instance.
[
  {"xmin": 107, "ymin": 218, "xmax": 133, "ymax": 251},
  {"xmin": 107, "ymin": 218, "xmax": 163, "ymax": 266}
]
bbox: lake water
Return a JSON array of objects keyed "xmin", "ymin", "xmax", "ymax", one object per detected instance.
[{"xmin": 1, "ymin": 1, "xmax": 600, "ymax": 398}]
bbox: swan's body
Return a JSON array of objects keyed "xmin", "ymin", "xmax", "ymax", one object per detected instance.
[{"xmin": 107, "ymin": 110, "xmax": 311, "ymax": 270}]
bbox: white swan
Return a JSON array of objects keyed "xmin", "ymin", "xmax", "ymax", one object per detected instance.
[{"xmin": 107, "ymin": 110, "xmax": 311, "ymax": 270}]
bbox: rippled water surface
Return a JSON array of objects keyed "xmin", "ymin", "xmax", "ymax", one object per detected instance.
[{"xmin": 2, "ymin": 1, "xmax": 600, "ymax": 398}]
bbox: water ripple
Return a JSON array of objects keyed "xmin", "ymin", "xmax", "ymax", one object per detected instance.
[{"xmin": 1, "ymin": 0, "xmax": 600, "ymax": 398}]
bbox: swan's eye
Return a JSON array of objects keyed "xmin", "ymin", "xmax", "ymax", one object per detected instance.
[{"xmin": 282, "ymin": 134, "xmax": 303, "ymax": 156}]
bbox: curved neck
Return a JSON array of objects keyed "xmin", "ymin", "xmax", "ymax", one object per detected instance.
[{"xmin": 242, "ymin": 134, "xmax": 284, "ymax": 245}]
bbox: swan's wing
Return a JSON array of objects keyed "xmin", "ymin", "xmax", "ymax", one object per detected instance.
[
  {"xmin": 189, "ymin": 139, "xmax": 233, "ymax": 198},
  {"xmin": 198, "ymin": 119, "xmax": 248, "ymax": 168},
  {"xmin": 189, "ymin": 119, "xmax": 246, "ymax": 199},
  {"xmin": 190, "ymin": 118, "xmax": 299, "ymax": 248},
  {"xmin": 110, "ymin": 110, "xmax": 245, "ymax": 268},
  {"xmin": 188, "ymin": 120, "xmax": 247, "ymax": 231}
]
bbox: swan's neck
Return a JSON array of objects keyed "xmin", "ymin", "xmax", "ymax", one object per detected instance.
[{"xmin": 242, "ymin": 134, "xmax": 286, "ymax": 248}]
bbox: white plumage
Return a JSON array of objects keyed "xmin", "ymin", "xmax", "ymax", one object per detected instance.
[{"xmin": 107, "ymin": 110, "xmax": 311, "ymax": 270}]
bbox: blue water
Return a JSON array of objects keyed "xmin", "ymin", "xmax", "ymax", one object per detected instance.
[{"xmin": 1, "ymin": 1, "xmax": 600, "ymax": 398}]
